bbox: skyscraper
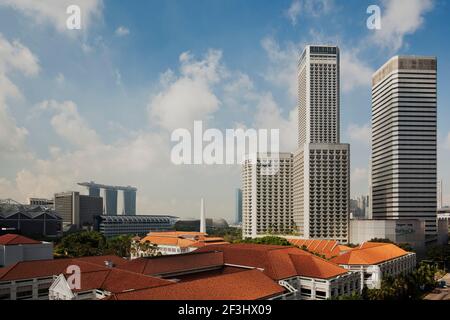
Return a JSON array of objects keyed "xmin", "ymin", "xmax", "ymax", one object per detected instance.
[
  {"xmin": 242, "ymin": 153, "xmax": 294, "ymax": 238},
  {"xmin": 293, "ymin": 45, "xmax": 350, "ymax": 243},
  {"xmin": 371, "ymin": 56, "xmax": 437, "ymax": 237},
  {"xmin": 235, "ymin": 188, "xmax": 243, "ymax": 224}
]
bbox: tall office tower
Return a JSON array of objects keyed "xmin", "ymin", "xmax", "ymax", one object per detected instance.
[
  {"xmin": 371, "ymin": 56, "xmax": 437, "ymax": 237},
  {"xmin": 293, "ymin": 45, "xmax": 350, "ymax": 243},
  {"xmin": 123, "ymin": 189, "xmax": 137, "ymax": 215},
  {"xmin": 54, "ymin": 192, "xmax": 103, "ymax": 228},
  {"xmin": 104, "ymin": 189, "xmax": 118, "ymax": 215},
  {"xmin": 235, "ymin": 188, "xmax": 243, "ymax": 224},
  {"xmin": 437, "ymin": 180, "xmax": 443, "ymax": 209},
  {"xmin": 242, "ymin": 153, "xmax": 294, "ymax": 238},
  {"xmin": 88, "ymin": 186, "xmax": 100, "ymax": 197}
]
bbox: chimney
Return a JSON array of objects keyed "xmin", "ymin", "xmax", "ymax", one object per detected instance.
[{"xmin": 200, "ymin": 198, "xmax": 206, "ymax": 234}]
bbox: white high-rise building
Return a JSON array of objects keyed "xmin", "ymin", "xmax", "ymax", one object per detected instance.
[
  {"xmin": 242, "ymin": 153, "xmax": 294, "ymax": 238},
  {"xmin": 371, "ymin": 56, "xmax": 437, "ymax": 237},
  {"xmin": 293, "ymin": 45, "xmax": 350, "ymax": 243}
]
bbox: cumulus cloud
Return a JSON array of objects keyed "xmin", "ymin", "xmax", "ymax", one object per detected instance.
[
  {"xmin": 347, "ymin": 123, "xmax": 371, "ymax": 144},
  {"xmin": 261, "ymin": 37, "xmax": 299, "ymax": 100},
  {"xmin": 0, "ymin": 0, "xmax": 103, "ymax": 33},
  {"xmin": 341, "ymin": 50, "xmax": 374, "ymax": 92},
  {"xmin": 148, "ymin": 50, "xmax": 225, "ymax": 131},
  {"xmin": 115, "ymin": 26, "xmax": 130, "ymax": 37},
  {"xmin": 285, "ymin": 0, "xmax": 334, "ymax": 25},
  {"xmin": 36, "ymin": 100, "xmax": 101, "ymax": 148},
  {"xmin": 373, "ymin": 0, "xmax": 434, "ymax": 51},
  {"xmin": 0, "ymin": 34, "xmax": 39, "ymax": 160}
]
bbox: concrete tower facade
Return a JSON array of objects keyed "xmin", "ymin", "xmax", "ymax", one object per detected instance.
[
  {"xmin": 293, "ymin": 45, "xmax": 350, "ymax": 243},
  {"xmin": 371, "ymin": 56, "xmax": 437, "ymax": 237}
]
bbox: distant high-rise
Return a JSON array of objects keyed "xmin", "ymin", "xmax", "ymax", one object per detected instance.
[
  {"xmin": 293, "ymin": 45, "xmax": 350, "ymax": 243},
  {"xmin": 200, "ymin": 198, "xmax": 206, "ymax": 233},
  {"xmin": 242, "ymin": 153, "xmax": 294, "ymax": 238},
  {"xmin": 371, "ymin": 56, "xmax": 437, "ymax": 237},
  {"xmin": 235, "ymin": 188, "xmax": 243, "ymax": 224},
  {"xmin": 54, "ymin": 192, "xmax": 102, "ymax": 227},
  {"xmin": 78, "ymin": 182, "xmax": 137, "ymax": 216}
]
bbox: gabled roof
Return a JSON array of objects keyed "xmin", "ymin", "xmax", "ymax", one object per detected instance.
[
  {"xmin": 195, "ymin": 243, "xmax": 349, "ymax": 280},
  {"xmin": 288, "ymin": 239, "xmax": 351, "ymax": 259},
  {"xmin": 330, "ymin": 242, "xmax": 411, "ymax": 265},
  {"xmin": 106, "ymin": 269, "xmax": 285, "ymax": 300},
  {"xmin": 118, "ymin": 251, "xmax": 224, "ymax": 276},
  {"xmin": 0, "ymin": 255, "xmax": 127, "ymax": 282},
  {"xmin": 140, "ymin": 232, "xmax": 228, "ymax": 249},
  {"xmin": 0, "ymin": 234, "xmax": 41, "ymax": 245},
  {"xmin": 67, "ymin": 268, "xmax": 173, "ymax": 293}
]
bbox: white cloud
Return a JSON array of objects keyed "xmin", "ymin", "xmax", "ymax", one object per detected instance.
[
  {"xmin": 285, "ymin": 0, "xmax": 334, "ymax": 25},
  {"xmin": 253, "ymin": 93, "xmax": 297, "ymax": 152},
  {"xmin": 261, "ymin": 37, "xmax": 299, "ymax": 100},
  {"xmin": 446, "ymin": 132, "xmax": 450, "ymax": 149},
  {"xmin": 373, "ymin": 0, "xmax": 434, "ymax": 51},
  {"xmin": 0, "ymin": 34, "xmax": 39, "ymax": 160},
  {"xmin": 55, "ymin": 73, "xmax": 65, "ymax": 84},
  {"xmin": 347, "ymin": 123, "xmax": 371, "ymax": 144},
  {"xmin": 0, "ymin": 0, "xmax": 103, "ymax": 33},
  {"xmin": 115, "ymin": 26, "xmax": 130, "ymax": 37},
  {"xmin": 148, "ymin": 50, "xmax": 225, "ymax": 131},
  {"xmin": 37, "ymin": 100, "xmax": 101, "ymax": 148},
  {"xmin": 341, "ymin": 50, "xmax": 374, "ymax": 92}
]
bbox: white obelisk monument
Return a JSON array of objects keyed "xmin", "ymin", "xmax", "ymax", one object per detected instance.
[{"xmin": 200, "ymin": 198, "xmax": 206, "ymax": 233}]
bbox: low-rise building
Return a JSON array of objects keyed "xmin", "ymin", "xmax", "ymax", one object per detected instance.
[
  {"xmin": 330, "ymin": 242, "xmax": 416, "ymax": 289},
  {"xmin": 287, "ymin": 238, "xmax": 353, "ymax": 259},
  {"xmin": 133, "ymin": 231, "xmax": 228, "ymax": 257},
  {"xmin": 0, "ymin": 200, "xmax": 62, "ymax": 238},
  {"xmin": 94, "ymin": 215, "xmax": 178, "ymax": 238},
  {"xmin": 0, "ymin": 234, "xmax": 53, "ymax": 267},
  {"xmin": 0, "ymin": 255, "xmax": 127, "ymax": 300},
  {"xmin": 195, "ymin": 244, "xmax": 361, "ymax": 300}
]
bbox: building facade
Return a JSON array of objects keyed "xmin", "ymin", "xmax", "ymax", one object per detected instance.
[
  {"xmin": 54, "ymin": 192, "xmax": 103, "ymax": 228},
  {"xmin": 242, "ymin": 153, "xmax": 294, "ymax": 238},
  {"xmin": 94, "ymin": 215, "xmax": 178, "ymax": 238},
  {"xmin": 371, "ymin": 56, "xmax": 438, "ymax": 238},
  {"xmin": 293, "ymin": 45, "xmax": 350, "ymax": 243},
  {"xmin": 235, "ymin": 188, "xmax": 243, "ymax": 224},
  {"xmin": 0, "ymin": 234, "xmax": 53, "ymax": 267}
]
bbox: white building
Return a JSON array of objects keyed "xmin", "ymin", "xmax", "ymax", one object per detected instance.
[
  {"xmin": 242, "ymin": 153, "xmax": 294, "ymax": 238},
  {"xmin": 293, "ymin": 45, "xmax": 350, "ymax": 243},
  {"xmin": 0, "ymin": 234, "xmax": 53, "ymax": 267},
  {"xmin": 331, "ymin": 242, "xmax": 416, "ymax": 289},
  {"xmin": 371, "ymin": 56, "xmax": 438, "ymax": 237}
]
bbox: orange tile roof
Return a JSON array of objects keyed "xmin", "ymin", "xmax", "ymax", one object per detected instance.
[
  {"xmin": 118, "ymin": 251, "xmax": 224, "ymax": 276},
  {"xmin": 288, "ymin": 239, "xmax": 350, "ymax": 259},
  {"xmin": 106, "ymin": 269, "xmax": 285, "ymax": 300},
  {"xmin": 141, "ymin": 232, "xmax": 228, "ymax": 249},
  {"xmin": 330, "ymin": 242, "xmax": 411, "ymax": 265},
  {"xmin": 0, "ymin": 234, "xmax": 41, "ymax": 245},
  {"xmin": 196, "ymin": 243, "xmax": 349, "ymax": 280},
  {"xmin": 68, "ymin": 268, "xmax": 173, "ymax": 293},
  {"xmin": 0, "ymin": 255, "xmax": 127, "ymax": 282}
]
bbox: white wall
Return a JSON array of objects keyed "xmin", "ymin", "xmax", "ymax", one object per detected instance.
[{"xmin": 1, "ymin": 243, "xmax": 53, "ymax": 267}]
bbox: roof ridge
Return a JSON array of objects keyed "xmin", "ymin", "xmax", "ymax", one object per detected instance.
[{"xmin": 0, "ymin": 262, "xmax": 19, "ymax": 280}]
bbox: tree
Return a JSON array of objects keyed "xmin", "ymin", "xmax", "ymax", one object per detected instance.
[
  {"xmin": 103, "ymin": 235, "xmax": 133, "ymax": 257},
  {"xmin": 237, "ymin": 236, "xmax": 291, "ymax": 246},
  {"xmin": 55, "ymin": 231, "xmax": 106, "ymax": 257}
]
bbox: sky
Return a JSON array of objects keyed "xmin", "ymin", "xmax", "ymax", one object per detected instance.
[{"xmin": 0, "ymin": 0, "xmax": 449, "ymax": 221}]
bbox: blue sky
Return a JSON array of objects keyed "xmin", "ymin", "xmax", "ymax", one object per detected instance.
[{"xmin": 0, "ymin": 0, "xmax": 449, "ymax": 221}]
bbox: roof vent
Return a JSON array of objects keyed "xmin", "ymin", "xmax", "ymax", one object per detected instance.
[{"xmin": 104, "ymin": 260, "xmax": 114, "ymax": 268}]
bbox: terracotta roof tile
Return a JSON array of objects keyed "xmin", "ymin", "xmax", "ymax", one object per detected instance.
[
  {"xmin": 118, "ymin": 251, "xmax": 224, "ymax": 276},
  {"xmin": 0, "ymin": 234, "xmax": 41, "ymax": 245},
  {"xmin": 107, "ymin": 269, "xmax": 285, "ymax": 300},
  {"xmin": 330, "ymin": 242, "xmax": 411, "ymax": 265}
]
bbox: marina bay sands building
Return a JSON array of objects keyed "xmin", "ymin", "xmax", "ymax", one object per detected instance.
[{"xmin": 78, "ymin": 182, "xmax": 137, "ymax": 216}]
